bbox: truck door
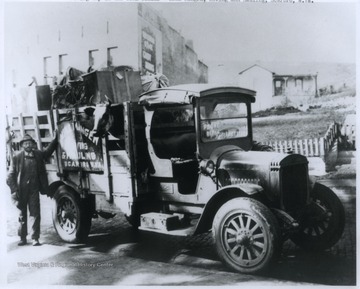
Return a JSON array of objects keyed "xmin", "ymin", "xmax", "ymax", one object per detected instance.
[
  {"xmin": 124, "ymin": 102, "xmax": 152, "ymax": 197},
  {"xmin": 144, "ymin": 104, "xmax": 199, "ymax": 195}
]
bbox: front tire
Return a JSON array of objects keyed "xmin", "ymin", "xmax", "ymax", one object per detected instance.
[
  {"xmin": 212, "ymin": 197, "xmax": 280, "ymax": 274},
  {"xmin": 291, "ymin": 183, "xmax": 345, "ymax": 250},
  {"xmin": 52, "ymin": 186, "xmax": 92, "ymax": 243}
]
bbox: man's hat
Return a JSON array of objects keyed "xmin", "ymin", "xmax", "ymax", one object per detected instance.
[{"xmin": 20, "ymin": 134, "xmax": 36, "ymax": 146}]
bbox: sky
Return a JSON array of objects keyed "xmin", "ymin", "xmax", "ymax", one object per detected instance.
[
  {"xmin": 3, "ymin": 1, "xmax": 357, "ymax": 67},
  {"xmin": 154, "ymin": 2, "xmax": 356, "ymax": 65}
]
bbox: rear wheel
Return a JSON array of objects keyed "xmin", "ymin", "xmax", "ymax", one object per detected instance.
[
  {"xmin": 52, "ymin": 186, "xmax": 92, "ymax": 243},
  {"xmin": 212, "ymin": 197, "xmax": 280, "ymax": 274},
  {"xmin": 291, "ymin": 183, "xmax": 345, "ymax": 250}
]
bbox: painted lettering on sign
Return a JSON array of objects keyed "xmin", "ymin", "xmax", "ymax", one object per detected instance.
[
  {"xmin": 74, "ymin": 122, "xmax": 100, "ymax": 146},
  {"xmin": 141, "ymin": 26, "xmax": 156, "ymax": 74},
  {"xmin": 58, "ymin": 120, "xmax": 104, "ymax": 172}
]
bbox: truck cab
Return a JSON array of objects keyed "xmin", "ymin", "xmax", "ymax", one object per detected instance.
[{"xmin": 139, "ymin": 85, "xmax": 255, "ymax": 208}]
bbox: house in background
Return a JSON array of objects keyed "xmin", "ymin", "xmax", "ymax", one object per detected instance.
[
  {"xmin": 238, "ymin": 64, "xmax": 319, "ymax": 112},
  {"xmin": 238, "ymin": 64, "xmax": 273, "ymax": 112}
]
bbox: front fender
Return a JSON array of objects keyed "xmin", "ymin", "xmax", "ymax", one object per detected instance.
[
  {"xmin": 225, "ymin": 184, "xmax": 264, "ymax": 195},
  {"xmin": 194, "ymin": 184, "xmax": 264, "ymax": 235}
]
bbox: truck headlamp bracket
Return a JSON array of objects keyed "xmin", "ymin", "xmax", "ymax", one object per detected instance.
[{"xmin": 199, "ymin": 159, "xmax": 215, "ymax": 176}]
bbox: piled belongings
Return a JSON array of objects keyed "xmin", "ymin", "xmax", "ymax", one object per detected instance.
[
  {"xmin": 52, "ymin": 67, "xmax": 88, "ymax": 109},
  {"xmin": 82, "ymin": 65, "xmax": 143, "ymax": 104},
  {"xmin": 141, "ymin": 72, "xmax": 170, "ymax": 92},
  {"xmin": 51, "ymin": 65, "xmax": 170, "ymax": 108}
]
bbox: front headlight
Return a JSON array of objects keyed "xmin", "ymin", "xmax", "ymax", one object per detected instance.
[{"xmin": 199, "ymin": 159, "xmax": 215, "ymax": 175}]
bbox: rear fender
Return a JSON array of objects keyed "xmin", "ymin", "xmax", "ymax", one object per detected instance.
[
  {"xmin": 50, "ymin": 182, "xmax": 96, "ymax": 215},
  {"xmin": 48, "ymin": 181, "xmax": 66, "ymax": 198},
  {"xmin": 48, "ymin": 180, "xmax": 79, "ymax": 198},
  {"xmin": 194, "ymin": 184, "xmax": 264, "ymax": 234}
]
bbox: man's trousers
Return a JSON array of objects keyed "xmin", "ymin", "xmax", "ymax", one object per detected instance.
[{"xmin": 18, "ymin": 189, "xmax": 40, "ymax": 241}]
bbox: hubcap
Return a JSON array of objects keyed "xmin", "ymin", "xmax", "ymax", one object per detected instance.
[
  {"xmin": 57, "ymin": 198, "xmax": 78, "ymax": 234},
  {"xmin": 222, "ymin": 213, "xmax": 267, "ymax": 267},
  {"xmin": 304, "ymin": 200, "xmax": 331, "ymax": 237},
  {"xmin": 236, "ymin": 230, "xmax": 253, "ymax": 247}
]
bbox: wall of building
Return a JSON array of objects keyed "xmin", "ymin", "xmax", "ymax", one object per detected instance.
[
  {"xmin": 238, "ymin": 66, "xmax": 273, "ymax": 112},
  {"xmin": 5, "ymin": 4, "xmax": 140, "ymax": 114},
  {"xmin": 138, "ymin": 4, "xmax": 208, "ymax": 86},
  {"xmin": 272, "ymin": 74, "xmax": 318, "ymax": 109},
  {"xmin": 273, "ymin": 75, "xmax": 317, "ymax": 97},
  {"xmin": 5, "ymin": 3, "xmax": 208, "ymax": 114}
]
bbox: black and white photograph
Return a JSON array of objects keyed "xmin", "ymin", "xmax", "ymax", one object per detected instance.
[{"xmin": 1, "ymin": 0, "xmax": 357, "ymax": 286}]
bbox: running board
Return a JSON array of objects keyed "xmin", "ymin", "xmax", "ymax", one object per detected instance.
[{"xmin": 139, "ymin": 212, "xmax": 196, "ymax": 236}]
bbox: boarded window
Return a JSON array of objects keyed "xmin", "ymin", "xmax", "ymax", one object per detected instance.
[
  {"xmin": 43, "ymin": 56, "xmax": 51, "ymax": 85},
  {"xmin": 89, "ymin": 49, "xmax": 99, "ymax": 68},
  {"xmin": 59, "ymin": 54, "xmax": 68, "ymax": 76},
  {"xmin": 107, "ymin": 47, "xmax": 118, "ymax": 67}
]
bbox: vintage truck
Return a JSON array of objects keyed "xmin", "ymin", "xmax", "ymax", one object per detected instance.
[{"xmin": 8, "ymin": 84, "xmax": 345, "ymax": 274}]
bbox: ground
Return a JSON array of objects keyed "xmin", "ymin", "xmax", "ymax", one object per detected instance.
[
  {"xmin": 252, "ymin": 93, "xmax": 356, "ymax": 143},
  {"xmin": 5, "ymin": 174, "xmax": 356, "ymax": 285}
]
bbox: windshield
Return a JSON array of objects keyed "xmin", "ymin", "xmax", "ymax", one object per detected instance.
[{"xmin": 199, "ymin": 97, "xmax": 248, "ymax": 142}]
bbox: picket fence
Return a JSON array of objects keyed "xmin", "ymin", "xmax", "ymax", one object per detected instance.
[
  {"xmin": 340, "ymin": 114, "xmax": 356, "ymax": 147},
  {"xmin": 265, "ymin": 122, "xmax": 339, "ymax": 158}
]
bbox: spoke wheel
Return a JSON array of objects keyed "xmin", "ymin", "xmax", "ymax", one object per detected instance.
[
  {"xmin": 52, "ymin": 186, "xmax": 92, "ymax": 243},
  {"xmin": 291, "ymin": 183, "xmax": 345, "ymax": 250},
  {"xmin": 213, "ymin": 197, "xmax": 280, "ymax": 274},
  {"xmin": 57, "ymin": 196, "xmax": 78, "ymax": 235}
]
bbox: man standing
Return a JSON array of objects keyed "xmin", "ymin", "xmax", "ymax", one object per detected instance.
[{"xmin": 7, "ymin": 133, "xmax": 57, "ymax": 246}]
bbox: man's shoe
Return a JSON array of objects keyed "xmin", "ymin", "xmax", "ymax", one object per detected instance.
[
  {"xmin": 32, "ymin": 239, "xmax": 40, "ymax": 246},
  {"xmin": 18, "ymin": 239, "xmax": 27, "ymax": 246}
]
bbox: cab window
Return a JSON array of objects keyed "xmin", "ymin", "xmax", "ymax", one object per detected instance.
[
  {"xmin": 200, "ymin": 98, "xmax": 248, "ymax": 142},
  {"xmin": 150, "ymin": 105, "xmax": 196, "ymax": 159}
]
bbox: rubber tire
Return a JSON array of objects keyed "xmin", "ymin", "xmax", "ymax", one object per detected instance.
[
  {"xmin": 212, "ymin": 197, "xmax": 280, "ymax": 274},
  {"xmin": 291, "ymin": 183, "xmax": 345, "ymax": 250},
  {"xmin": 52, "ymin": 186, "xmax": 92, "ymax": 243}
]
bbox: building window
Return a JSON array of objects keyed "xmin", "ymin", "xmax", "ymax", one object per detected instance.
[
  {"xmin": 43, "ymin": 56, "xmax": 51, "ymax": 84},
  {"xmin": 295, "ymin": 78, "xmax": 303, "ymax": 89},
  {"xmin": 107, "ymin": 47, "xmax": 118, "ymax": 67},
  {"xmin": 274, "ymin": 79, "xmax": 284, "ymax": 96},
  {"xmin": 89, "ymin": 49, "xmax": 99, "ymax": 68},
  {"xmin": 59, "ymin": 54, "xmax": 68, "ymax": 76}
]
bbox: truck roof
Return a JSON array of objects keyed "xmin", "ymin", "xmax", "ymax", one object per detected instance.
[{"xmin": 138, "ymin": 84, "xmax": 256, "ymax": 106}]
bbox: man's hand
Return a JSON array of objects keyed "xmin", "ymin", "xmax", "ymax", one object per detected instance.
[{"xmin": 11, "ymin": 192, "xmax": 21, "ymax": 209}]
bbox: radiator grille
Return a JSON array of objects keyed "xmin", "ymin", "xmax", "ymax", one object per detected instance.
[{"xmin": 281, "ymin": 164, "xmax": 308, "ymax": 212}]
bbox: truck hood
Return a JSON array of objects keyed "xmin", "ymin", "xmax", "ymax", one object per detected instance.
[
  {"xmin": 213, "ymin": 146, "xmax": 308, "ymax": 188},
  {"xmin": 218, "ymin": 150, "xmax": 308, "ymax": 171}
]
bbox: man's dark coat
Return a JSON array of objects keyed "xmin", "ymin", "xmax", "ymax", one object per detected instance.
[{"xmin": 7, "ymin": 140, "xmax": 58, "ymax": 198}]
